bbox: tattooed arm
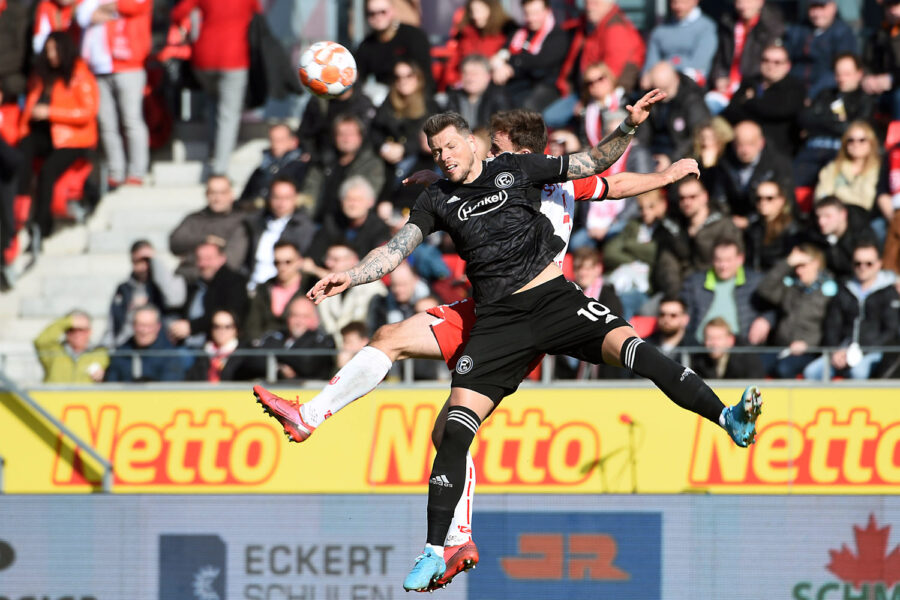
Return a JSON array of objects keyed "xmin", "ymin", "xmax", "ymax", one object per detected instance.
[
  {"xmin": 565, "ymin": 88, "xmax": 667, "ymax": 180},
  {"xmin": 307, "ymin": 223, "xmax": 424, "ymax": 303}
]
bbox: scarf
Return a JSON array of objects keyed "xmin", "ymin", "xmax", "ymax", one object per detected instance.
[
  {"xmin": 727, "ymin": 14, "xmax": 759, "ymax": 96},
  {"xmin": 509, "ymin": 10, "xmax": 555, "ymax": 55},
  {"xmin": 205, "ymin": 338, "xmax": 239, "ymax": 382}
]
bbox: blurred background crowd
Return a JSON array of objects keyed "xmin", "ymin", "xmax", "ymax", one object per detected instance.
[{"xmin": 7, "ymin": 0, "xmax": 900, "ymax": 385}]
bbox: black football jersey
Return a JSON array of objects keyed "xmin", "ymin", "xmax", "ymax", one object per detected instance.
[{"xmin": 407, "ymin": 152, "xmax": 569, "ymax": 304}]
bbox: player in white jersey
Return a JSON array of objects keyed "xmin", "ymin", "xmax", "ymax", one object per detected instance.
[{"xmin": 253, "ymin": 109, "xmax": 699, "ymax": 590}]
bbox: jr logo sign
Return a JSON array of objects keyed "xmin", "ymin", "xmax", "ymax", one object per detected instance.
[{"xmin": 470, "ymin": 512, "xmax": 661, "ymax": 599}]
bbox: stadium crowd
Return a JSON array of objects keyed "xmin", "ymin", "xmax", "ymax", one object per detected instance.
[{"xmin": 12, "ymin": 0, "xmax": 900, "ymax": 383}]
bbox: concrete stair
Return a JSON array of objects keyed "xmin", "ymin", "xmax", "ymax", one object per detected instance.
[{"xmin": 0, "ymin": 137, "xmax": 267, "ymax": 383}]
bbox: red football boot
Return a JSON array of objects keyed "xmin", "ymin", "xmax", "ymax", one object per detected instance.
[
  {"xmin": 252, "ymin": 385, "xmax": 315, "ymax": 442},
  {"xmin": 430, "ymin": 540, "xmax": 479, "ymax": 589}
]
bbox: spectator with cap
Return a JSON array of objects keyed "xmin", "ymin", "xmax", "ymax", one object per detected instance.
[
  {"xmin": 706, "ymin": 0, "xmax": 785, "ymax": 115},
  {"xmin": 105, "ymin": 239, "xmax": 186, "ymax": 349},
  {"xmin": 238, "ymin": 124, "xmax": 310, "ymax": 210},
  {"xmin": 784, "ymin": 0, "xmax": 857, "ymax": 99},
  {"xmin": 794, "ymin": 53, "xmax": 875, "ymax": 187},
  {"xmin": 105, "ymin": 305, "xmax": 187, "ymax": 382},
  {"xmin": 242, "ymin": 175, "xmax": 316, "ymax": 291},
  {"xmin": 721, "ymin": 43, "xmax": 806, "ymax": 157},
  {"xmin": 169, "ymin": 175, "xmax": 248, "ymax": 281},
  {"xmin": 641, "ymin": 0, "xmax": 718, "ymax": 87},
  {"xmin": 34, "ymin": 310, "xmax": 109, "ymax": 383}
]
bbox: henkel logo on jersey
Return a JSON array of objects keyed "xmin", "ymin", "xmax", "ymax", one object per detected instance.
[
  {"xmin": 367, "ymin": 405, "xmax": 598, "ymax": 487},
  {"xmin": 689, "ymin": 408, "xmax": 900, "ymax": 488},
  {"xmin": 793, "ymin": 515, "xmax": 900, "ymax": 599},
  {"xmin": 458, "ymin": 190, "xmax": 508, "ymax": 220},
  {"xmin": 469, "ymin": 512, "xmax": 661, "ymax": 599}
]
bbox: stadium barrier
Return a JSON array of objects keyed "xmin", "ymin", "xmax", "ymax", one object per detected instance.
[
  {"xmin": 3, "ymin": 385, "xmax": 900, "ymax": 494},
  {"xmin": 0, "ymin": 494, "xmax": 898, "ymax": 599}
]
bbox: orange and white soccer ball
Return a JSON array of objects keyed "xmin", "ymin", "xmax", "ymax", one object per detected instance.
[{"xmin": 298, "ymin": 41, "xmax": 357, "ymax": 99}]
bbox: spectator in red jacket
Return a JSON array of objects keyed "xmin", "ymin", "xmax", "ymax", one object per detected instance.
[
  {"xmin": 170, "ymin": 0, "xmax": 261, "ymax": 178},
  {"xmin": 16, "ymin": 32, "xmax": 98, "ymax": 250},
  {"xmin": 442, "ymin": 0, "xmax": 516, "ymax": 89},
  {"xmin": 543, "ymin": 0, "xmax": 645, "ymax": 128},
  {"xmin": 76, "ymin": 0, "xmax": 152, "ymax": 187}
]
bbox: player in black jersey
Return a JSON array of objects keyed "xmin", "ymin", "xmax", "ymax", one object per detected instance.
[{"xmin": 307, "ymin": 91, "xmax": 763, "ymax": 591}]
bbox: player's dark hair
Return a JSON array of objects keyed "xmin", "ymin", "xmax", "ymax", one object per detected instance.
[
  {"xmin": 340, "ymin": 321, "xmax": 369, "ymax": 339},
  {"xmin": 424, "ymin": 112, "xmax": 472, "ymax": 139},
  {"xmin": 814, "ymin": 195, "xmax": 845, "ymax": 212},
  {"xmin": 489, "ymin": 109, "xmax": 548, "ymax": 153}
]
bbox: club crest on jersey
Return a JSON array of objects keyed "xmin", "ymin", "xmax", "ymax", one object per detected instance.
[
  {"xmin": 494, "ymin": 171, "xmax": 514, "ymax": 189},
  {"xmin": 458, "ymin": 190, "xmax": 508, "ymax": 220},
  {"xmin": 456, "ymin": 355, "xmax": 474, "ymax": 374}
]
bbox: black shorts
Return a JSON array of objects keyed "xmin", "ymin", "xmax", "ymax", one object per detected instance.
[{"xmin": 451, "ymin": 275, "xmax": 629, "ymax": 402}]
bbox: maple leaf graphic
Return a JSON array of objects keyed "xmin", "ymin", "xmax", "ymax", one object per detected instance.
[{"xmin": 827, "ymin": 514, "xmax": 900, "ymax": 588}]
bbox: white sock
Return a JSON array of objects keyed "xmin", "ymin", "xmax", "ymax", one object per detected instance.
[
  {"xmin": 299, "ymin": 346, "xmax": 393, "ymax": 429},
  {"xmin": 444, "ymin": 452, "xmax": 475, "ymax": 547},
  {"xmin": 425, "ymin": 543, "xmax": 444, "ymax": 558}
]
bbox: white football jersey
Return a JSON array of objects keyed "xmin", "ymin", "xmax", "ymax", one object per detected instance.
[{"xmin": 539, "ymin": 175, "xmax": 609, "ymax": 267}]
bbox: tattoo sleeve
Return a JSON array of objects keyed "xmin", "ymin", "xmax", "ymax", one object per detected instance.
[
  {"xmin": 565, "ymin": 126, "xmax": 633, "ymax": 180},
  {"xmin": 346, "ymin": 223, "xmax": 424, "ymax": 287}
]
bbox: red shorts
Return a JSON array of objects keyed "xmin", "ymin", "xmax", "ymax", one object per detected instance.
[
  {"xmin": 426, "ymin": 297, "xmax": 544, "ymax": 377},
  {"xmin": 426, "ymin": 298, "xmax": 476, "ymax": 371}
]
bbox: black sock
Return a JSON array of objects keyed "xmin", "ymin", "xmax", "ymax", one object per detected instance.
[
  {"xmin": 620, "ymin": 337, "xmax": 725, "ymax": 425},
  {"xmin": 426, "ymin": 406, "xmax": 481, "ymax": 546}
]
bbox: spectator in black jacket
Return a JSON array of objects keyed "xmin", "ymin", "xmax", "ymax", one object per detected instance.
[
  {"xmin": 445, "ymin": 54, "xmax": 510, "ymax": 130},
  {"xmin": 783, "ymin": 0, "xmax": 858, "ymax": 99},
  {"xmin": 744, "ymin": 180, "xmax": 802, "ymax": 272},
  {"xmin": 186, "ymin": 309, "xmax": 254, "ymax": 382},
  {"xmin": 105, "ymin": 239, "xmax": 186, "ymax": 348},
  {"xmin": 249, "ymin": 296, "xmax": 336, "ymax": 381},
  {"xmin": 306, "ymin": 176, "xmax": 390, "ymax": 266},
  {"xmin": 721, "ymin": 43, "xmax": 806, "ymax": 157},
  {"xmin": 298, "ymin": 87, "xmax": 376, "ymax": 159},
  {"xmin": 491, "ymin": 0, "xmax": 569, "ymax": 112},
  {"xmin": 794, "ymin": 53, "xmax": 875, "ymax": 187},
  {"xmin": 862, "ymin": 1, "xmax": 900, "ymax": 118},
  {"xmin": 709, "ymin": 120, "xmax": 794, "ymax": 227},
  {"xmin": 645, "ymin": 296, "xmax": 691, "ymax": 361},
  {"xmin": 241, "ymin": 175, "xmax": 317, "ymax": 291},
  {"xmin": 238, "ymin": 123, "xmax": 310, "ymax": 210},
  {"xmin": 803, "ymin": 242, "xmax": 900, "ymax": 380},
  {"xmin": 693, "ymin": 317, "xmax": 766, "ymax": 379},
  {"xmin": 809, "ymin": 195, "xmax": 877, "ymax": 280},
  {"xmin": 640, "ymin": 61, "xmax": 710, "ymax": 171},
  {"xmin": 168, "ymin": 238, "xmax": 249, "ymax": 348},
  {"xmin": 355, "ymin": 0, "xmax": 434, "ymax": 96},
  {"xmin": 706, "ymin": 0, "xmax": 785, "ymax": 115}
]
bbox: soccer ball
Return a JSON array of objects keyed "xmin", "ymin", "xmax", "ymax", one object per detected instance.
[{"xmin": 298, "ymin": 41, "xmax": 357, "ymax": 99}]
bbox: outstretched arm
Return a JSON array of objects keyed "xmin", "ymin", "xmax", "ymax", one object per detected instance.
[
  {"xmin": 604, "ymin": 158, "xmax": 699, "ymax": 199},
  {"xmin": 565, "ymin": 89, "xmax": 666, "ymax": 180},
  {"xmin": 307, "ymin": 223, "xmax": 424, "ymax": 303}
]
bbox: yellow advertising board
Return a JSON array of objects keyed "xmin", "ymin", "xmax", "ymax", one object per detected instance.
[{"xmin": 2, "ymin": 386, "xmax": 900, "ymax": 494}]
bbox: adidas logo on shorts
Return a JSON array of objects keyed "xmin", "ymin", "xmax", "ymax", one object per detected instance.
[{"xmin": 429, "ymin": 474, "xmax": 453, "ymax": 488}]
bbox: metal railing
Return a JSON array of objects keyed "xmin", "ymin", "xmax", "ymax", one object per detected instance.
[
  {"xmin": 0, "ymin": 370, "xmax": 113, "ymax": 492},
  {"xmin": 22, "ymin": 344, "xmax": 900, "ymax": 385}
]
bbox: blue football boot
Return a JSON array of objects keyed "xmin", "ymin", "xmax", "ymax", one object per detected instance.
[{"xmin": 723, "ymin": 385, "xmax": 762, "ymax": 447}]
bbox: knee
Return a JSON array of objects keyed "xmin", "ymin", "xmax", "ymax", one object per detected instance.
[{"xmin": 371, "ymin": 323, "xmax": 403, "ymax": 361}]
